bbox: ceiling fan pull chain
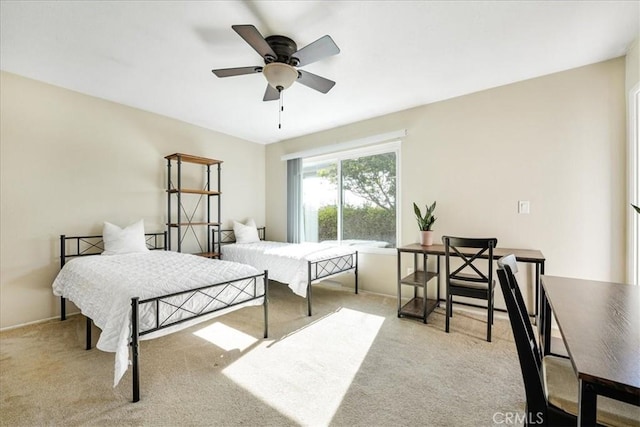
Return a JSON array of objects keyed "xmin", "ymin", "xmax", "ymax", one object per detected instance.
[{"xmin": 278, "ymin": 88, "xmax": 284, "ymax": 129}]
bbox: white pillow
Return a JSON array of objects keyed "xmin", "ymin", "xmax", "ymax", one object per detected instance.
[
  {"xmin": 102, "ymin": 219, "xmax": 149, "ymax": 255},
  {"xmin": 233, "ymin": 218, "xmax": 260, "ymax": 244}
]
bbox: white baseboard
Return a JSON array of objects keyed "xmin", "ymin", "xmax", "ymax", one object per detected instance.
[{"xmin": 0, "ymin": 311, "xmax": 81, "ymax": 333}]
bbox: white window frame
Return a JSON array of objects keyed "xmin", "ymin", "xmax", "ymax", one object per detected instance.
[
  {"xmin": 302, "ymin": 141, "xmax": 401, "ymax": 255},
  {"xmin": 628, "ymin": 83, "xmax": 639, "ymax": 285}
]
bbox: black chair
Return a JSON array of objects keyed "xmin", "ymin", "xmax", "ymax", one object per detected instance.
[
  {"xmin": 442, "ymin": 236, "xmax": 497, "ymax": 342},
  {"xmin": 497, "ymin": 255, "xmax": 640, "ymax": 426},
  {"xmin": 496, "ymin": 254, "xmax": 541, "ymax": 362}
]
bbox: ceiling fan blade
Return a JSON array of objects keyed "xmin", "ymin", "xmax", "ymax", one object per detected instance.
[
  {"xmin": 263, "ymin": 84, "xmax": 280, "ymax": 102},
  {"xmin": 292, "ymin": 35, "xmax": 340, "ymax": 67},
  {"xmin": 212, "ymin": 66, "xmax": 262, "ymax": 78},
  {"xmin": 232, "ymin": 24, "xmax": 277, "ymax": 60},
  {"xmin": 297, "ymin": 70, "xmax": 336, "ymax": 94}
]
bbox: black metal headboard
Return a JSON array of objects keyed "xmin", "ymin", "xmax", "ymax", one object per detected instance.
[
  {"xmin": 216, "ymin": 227, "xmax": 266, "ymax": 245},
  {"xmin": 59, "ymin": 232, "xmax": 167, "ymax": 268}
]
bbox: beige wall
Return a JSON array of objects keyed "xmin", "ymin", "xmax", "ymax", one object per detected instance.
[
  {"xmin": 266, "ymin": 58, "xmax": 627, "ymax": 306},
  {"xmin": 0, "ymin": 71, "xmax": 265, "ymax": 329}
]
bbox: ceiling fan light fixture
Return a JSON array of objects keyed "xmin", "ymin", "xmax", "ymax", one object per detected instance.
[{"xmin": 263, "ymin": 62, "xmax": 298, "ymax": 90}]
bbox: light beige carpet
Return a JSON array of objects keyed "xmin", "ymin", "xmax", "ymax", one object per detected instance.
[{"xmin": 1, "ymin": 282, "xmax": 525, "ymax": 426}]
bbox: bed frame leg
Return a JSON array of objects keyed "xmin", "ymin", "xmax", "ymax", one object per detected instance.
[
  {"xmin": 85, "ymin": 317, "xmax": 92, "ymax": 350},
  {"xmin": 131, "ymin": 297, "xmax": 140, "ymax": 403},
  {"xmin": 263, "ymin": 271, "xmax": 269, "ymax": 339},
  {"xmin": 60, "ymin": 235, "xmax": 67, "ymax": 321},
  {"xmin": 307, "ymin": 261, "xmax": 313, "ymax": 316},
  {"xmin": 355, "ymin": 251, "xmax": 359, "ymax": 294}
]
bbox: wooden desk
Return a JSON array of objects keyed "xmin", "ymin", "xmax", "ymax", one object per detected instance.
[
  {"xmin": 398, "ymin": 244, "xmax": 545, "ymax": 317},
  {"xmin": 541, "ymin": 275, "xmax": 640, "ymax": 425}
]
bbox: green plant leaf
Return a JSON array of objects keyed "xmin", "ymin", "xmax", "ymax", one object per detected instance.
[
  {"xmin": 413, "ymin": 201, "xmax": 437, "ymax": 231},
  {"xmin": 633, "ymin": 204, "xmax": 640, "ymax": 214},
  {"xmin": 413, "ymin": 202, "xmax": 425, "ymax": 230}
]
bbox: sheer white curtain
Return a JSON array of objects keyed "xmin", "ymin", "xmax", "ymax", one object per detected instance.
[{"xmin": 287, "ymin": 158, "xmax": 302, "ymax": 243}]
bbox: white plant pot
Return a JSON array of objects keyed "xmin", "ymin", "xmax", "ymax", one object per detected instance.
[{"xmin": 419, "ymin": 230, "xmax": 434, "ymax": 246}]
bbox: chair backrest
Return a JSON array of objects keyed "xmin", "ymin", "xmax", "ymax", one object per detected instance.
[
  {"xmin": 497, "ymin": 258, "xmax": 547, "ymax": 418},
  {"xmin": 497, "ymin": 255, "xmax": 539, "ymax": 360},
  {"xmin": 442, "ymin": 236, "xmax": 498, "ymax": 285}
]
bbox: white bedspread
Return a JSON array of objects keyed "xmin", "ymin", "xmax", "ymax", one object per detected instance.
[
  {"xmin": 52, "ymin": 251, "xmax": 264, "ymax": 386},
  {"xmin": 221, "ymin": 241, "xmax": 355, "ymax": 297}
]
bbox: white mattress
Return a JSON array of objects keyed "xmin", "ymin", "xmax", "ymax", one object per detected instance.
[
  {"xmin": 221, "ymin": 241, "xmax": 355, "ymax": 297},
  {"xmin": 52, "ymin": 251, "xmax": 264, "ymax": 386}
]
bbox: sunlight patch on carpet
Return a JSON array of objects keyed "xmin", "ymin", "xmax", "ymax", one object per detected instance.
[
  {"xmin": 222, "ymin": 307, "xmax": 385, "ymax": 426},
  {"xmin": 193, "ymin": 322, "xmax": 258, "ymax": 351}
]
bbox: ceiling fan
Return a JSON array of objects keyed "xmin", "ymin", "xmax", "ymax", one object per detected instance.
[{"xmin": 212, "ymin": 25, "xmax": 340, "ymax": 102}]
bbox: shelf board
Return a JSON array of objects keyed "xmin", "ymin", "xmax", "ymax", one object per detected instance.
[
  {"xmin": 167, "ymin": 189, "xmax": 220, "ymax": 195},
  {"xmin": 399, "ymin": 297, "xmax": 439, "ymax": 321},
  {"xmin": 165, "ymin": 153, "xmax": 223, "ymax": 165},
  {"xmin": 399, "ymin": 270, "xmax": 438, "ymax": 286},
  {"xmin": 167, "ymin": 222, "xmax": 220, "ymax": 227}
]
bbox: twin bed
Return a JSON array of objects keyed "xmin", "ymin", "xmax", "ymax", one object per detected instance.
[
  {"xmin": 218, "ymin": 226, "xmax": 358, "ymax": 316},
  {"xmin": 53, "ymin": 231, "xmax": 268, "ymax": 402},
  {"xmin": 53, "ymin": 224, "xmax": 358, "ymax": 402}
]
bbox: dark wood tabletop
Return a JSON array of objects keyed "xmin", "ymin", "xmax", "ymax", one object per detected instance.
[
  {"xmin": 541, "ymin": 275, "xmax": 640, "ymax": 398},
  {"xmin": 398, "ymin": 243, "xmax": 545, "ymax": 263}
]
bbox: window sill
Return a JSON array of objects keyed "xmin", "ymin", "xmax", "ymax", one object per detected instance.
[
  {"xmin": 350, "ymin": 245, "xmax": 396, "ymax": 255},
  {"xmin": 320, "ymin": 240, "xmax": 396, "ymax": 256}
]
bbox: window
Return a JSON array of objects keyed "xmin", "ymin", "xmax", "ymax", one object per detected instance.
[{"xmin": 300, "ymin": 143, "xmax": 399, "ymax": 249}]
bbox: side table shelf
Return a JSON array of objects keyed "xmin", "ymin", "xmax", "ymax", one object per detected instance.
[
  {"xmin": 397, "ymin": 246, "xmax": 440, "ymax": 323},
  {"xmin": 399, "ymin": 271, "xmax": 439, "ymax": 320}
]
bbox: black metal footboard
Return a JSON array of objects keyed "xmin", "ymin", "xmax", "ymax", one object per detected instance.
[
  {"xmin": 306, "ymin": 251, "xmax": 358, "ymax": 316},
  {"xmin": 130, "ymin": 270, "xmax": 268, "ymax": 402}
]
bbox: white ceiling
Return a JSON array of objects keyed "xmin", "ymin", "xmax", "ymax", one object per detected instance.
[{"xmin": 1, "ymin": 1, "xmax": 638, "ymax": 145}]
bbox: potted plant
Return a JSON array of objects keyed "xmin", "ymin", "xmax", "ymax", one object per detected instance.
[{"xmin": 413, "ymin": 201, "xmax": 437, "ymax": 245}]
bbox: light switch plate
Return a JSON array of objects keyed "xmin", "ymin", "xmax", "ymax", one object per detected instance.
[{"xmin": 518, "ymin": 200, "xmax": 530, "ymax": 214}]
